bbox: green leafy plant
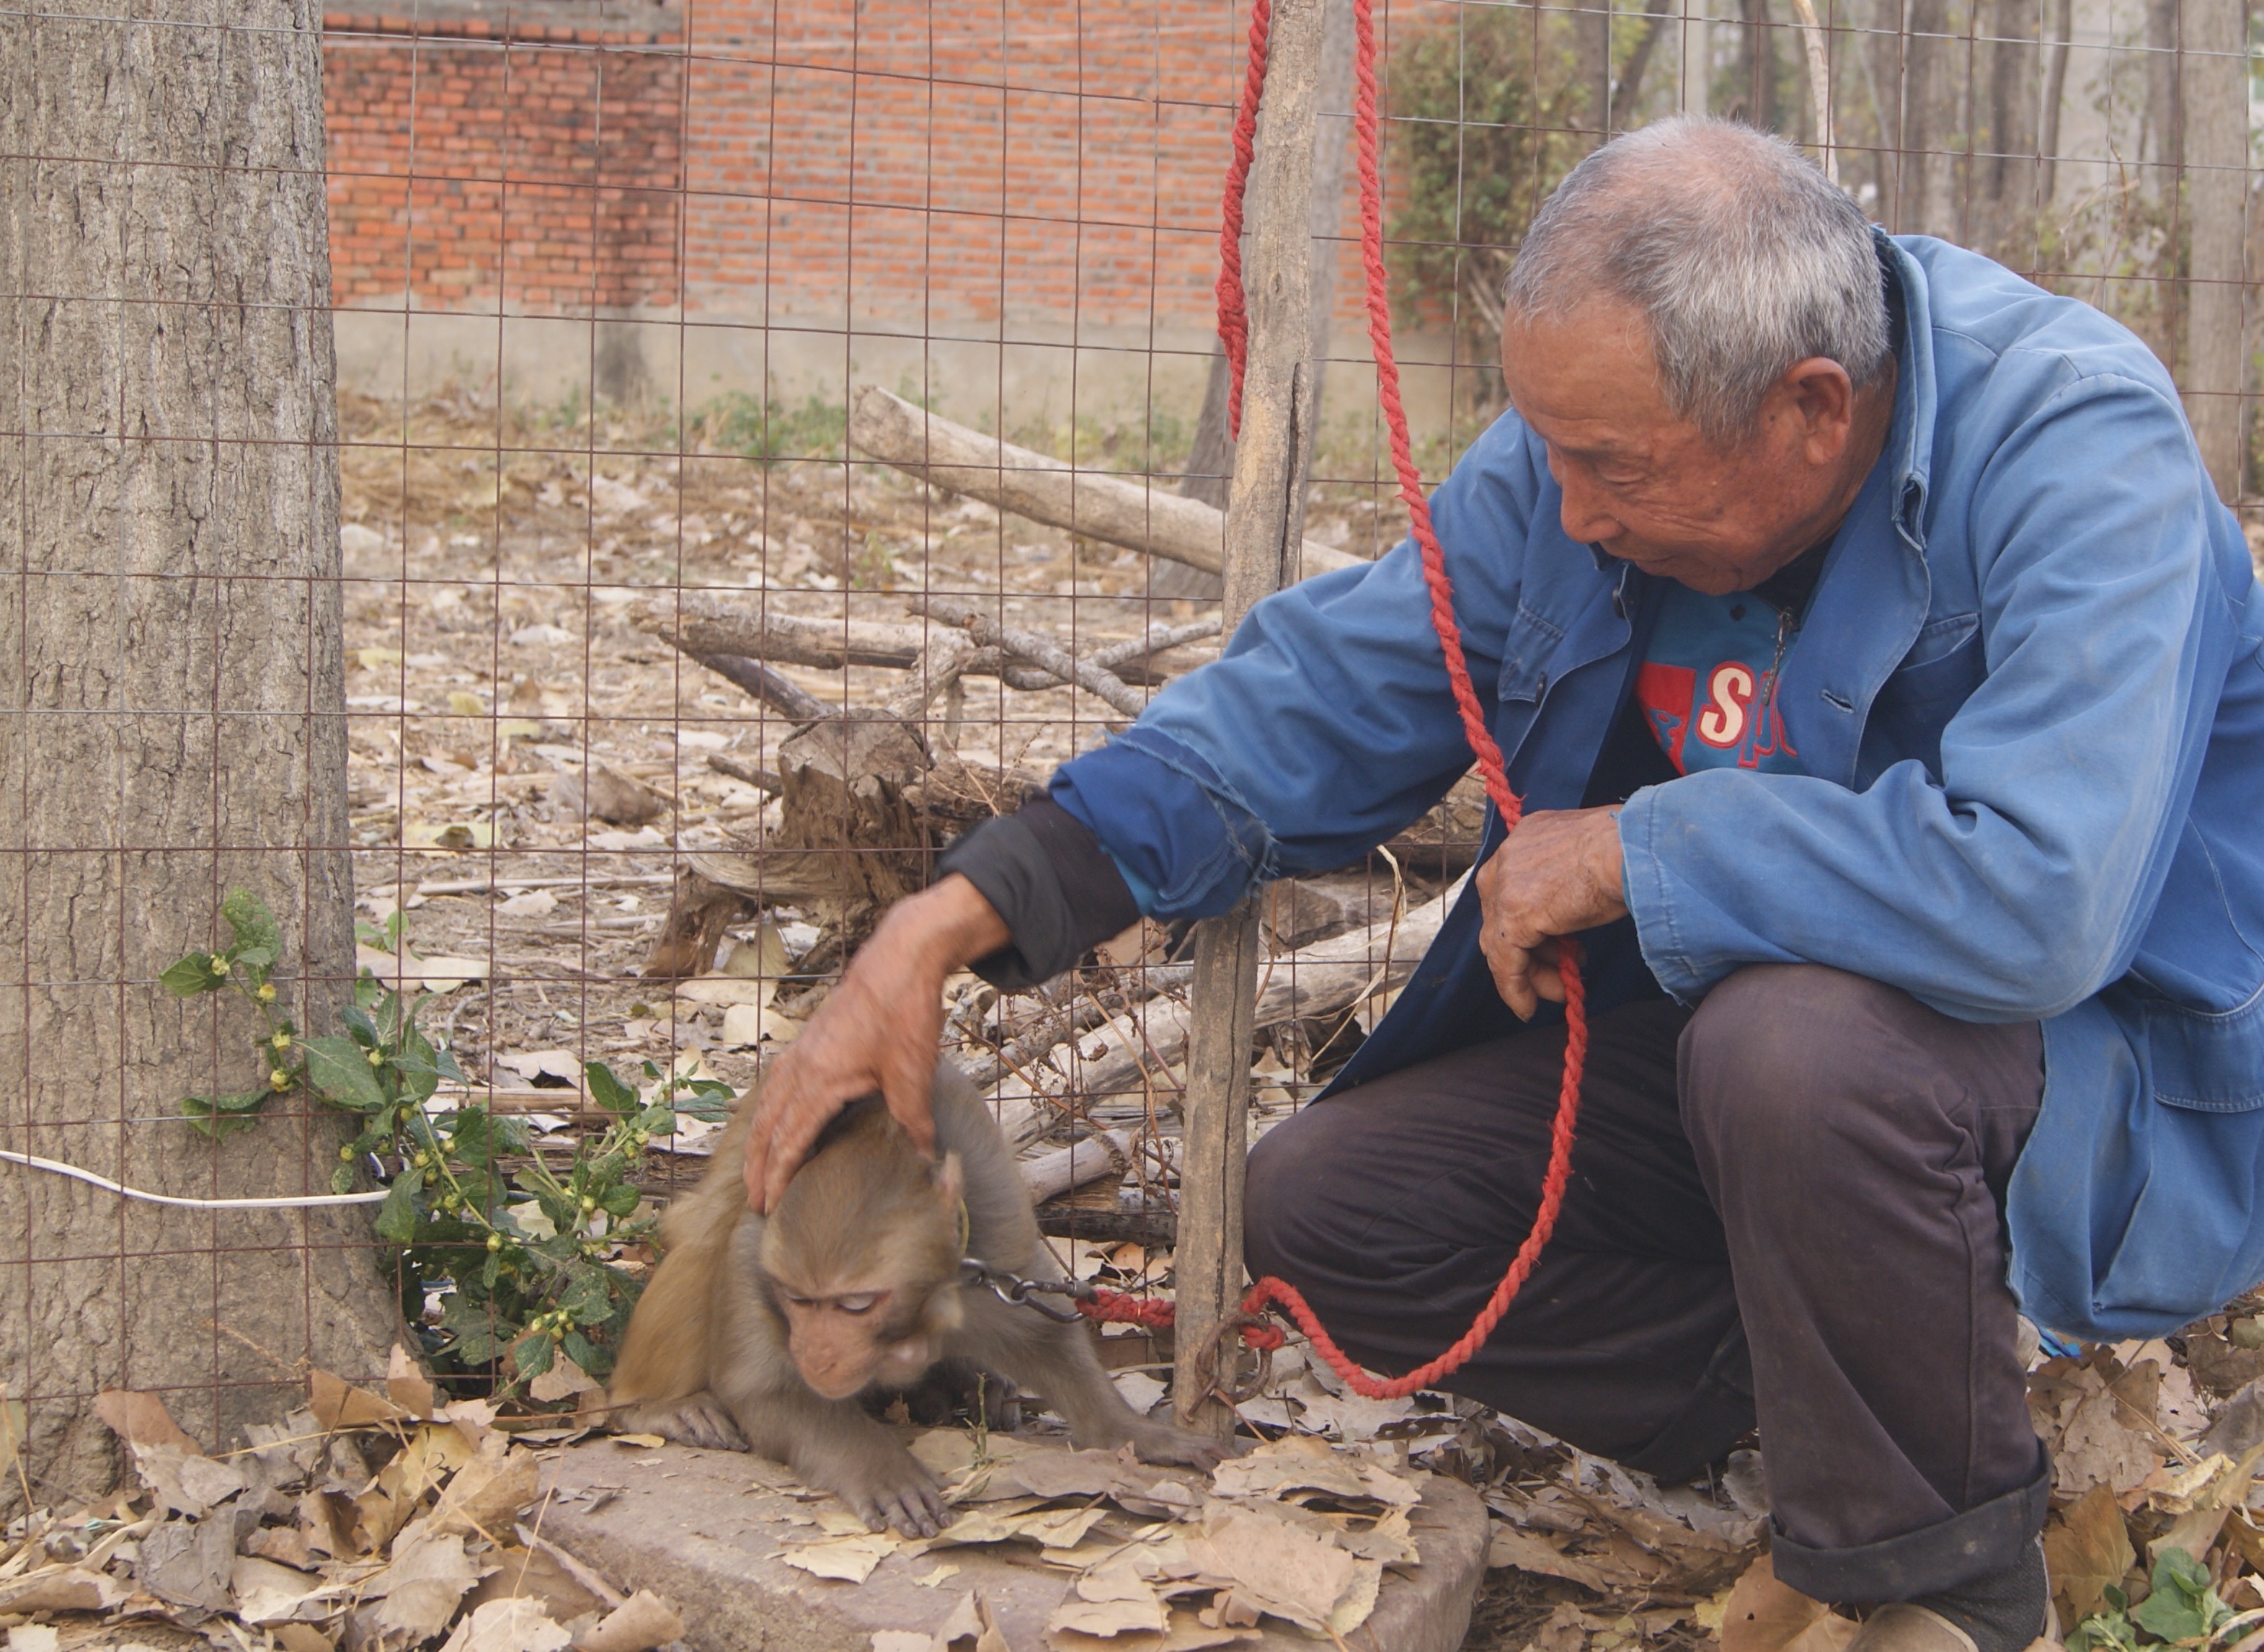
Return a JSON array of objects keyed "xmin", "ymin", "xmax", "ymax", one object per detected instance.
[
  {"xmin": 164, "ymin": 890, "xmax": 734, "ymax": 1386},
  {"xmin": 2068, "ymin": 1548, "xmax": 2250, "ymax": 1652}
]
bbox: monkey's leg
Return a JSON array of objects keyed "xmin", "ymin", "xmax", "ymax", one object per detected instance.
[
  {"xmin": 611, "ymin": 1391, "xmax": 749, "ymax": 1452},
  {"xmin": 948, "ymin": 1293, "xmax": 1229, "ymax": 1468},
  {"xmin": 714, "ymin": 1368, "xmax": 950, "ymax": 1537}
]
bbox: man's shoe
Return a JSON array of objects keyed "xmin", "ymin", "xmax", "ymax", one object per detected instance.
[
  {"xmin": 1850, "ymin": 1538, "xmax": 2051, "ymax": 1652},
  {"xmin": 1846, "ymin": 1604, "xmax": 1981, "ymax": 1652}
]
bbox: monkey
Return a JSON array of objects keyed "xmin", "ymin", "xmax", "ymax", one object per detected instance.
[{"xmin": 607, "ymin": 1060, "xmax": 1225, "ymax": 1535}]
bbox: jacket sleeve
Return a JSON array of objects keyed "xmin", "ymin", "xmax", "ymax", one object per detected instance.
[
  {"xmin": 1619, "ymin": 367, "xmax": 2239, "ymax": 1021},
  {"xmin": 1049, "ymin": 417, "xmax": 1547, "ymax": 920}
]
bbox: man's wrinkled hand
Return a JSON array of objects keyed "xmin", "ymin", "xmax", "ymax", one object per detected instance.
[
  {"xmin": 741, "ymin": 875, "xmax": 1008, "ymax": 1213},
  {"xmin": 1475, "ymin": 806, "xmax": 1629, "ymax": 1019}
]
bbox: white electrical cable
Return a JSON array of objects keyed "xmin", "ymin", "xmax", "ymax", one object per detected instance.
[{"xmin": 0, "ymin": 1149, "xmax": 390, "ymax": 1209}]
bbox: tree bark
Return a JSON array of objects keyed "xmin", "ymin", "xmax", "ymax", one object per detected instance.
[
  {"xmin": 1166, "ymin": 0, "xmax": 1357, "ymax": 600},
  {"xmin": 1577, "ymin": 1, "xmax": 1617, "ymax": 141},
  {"xmin": 0, "ymin": 0, "xmax": 404, "ymax": 1504},
  {"xmin": 1173, "ymin": 0, "xmax": 1325, "ymax": 1439},
  {"xmin": 2181, "ymin": 0, "xmax": 2251, "ymax": 499},
  {"xmin": 1885, "ymin": 0, "xmax": 1956, "ymax": 236}
]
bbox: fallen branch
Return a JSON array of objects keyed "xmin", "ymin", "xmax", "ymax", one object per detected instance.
[
  {"xmin": 687, "ymin": 651, "xmax": 835, "ymax": 722},
  {"xmin": 1056, "ymin": 871, "xmax": 1468, "ymax": 1110},
  {"xmin": 706, "ymin": 753, "xmax": 783, "ymax": 794},
  {"xmin": 851, "ymin": 386, "xmax": 1362, "ymax": 580},
  {"xmin": 641, "ymin": 595, "xmax": 1217, "ymax": 694},
  {"xmin": 913, "ymin": 595, "xmax": 1146, "ymax": 718},
  {"xmin": 1018, "ymin": 1129, "xmax": 1136, "ymax": 1204}
]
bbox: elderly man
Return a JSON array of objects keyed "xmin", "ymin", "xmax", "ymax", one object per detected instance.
[{"xmin": 742, "ymin": 119, "xmax": 2264, "ymax": 1651}]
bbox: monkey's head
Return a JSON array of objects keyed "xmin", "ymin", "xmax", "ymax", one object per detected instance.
[{"xmin": 760, "ymin": 1097, "xmax": 966, "ymax": 1400}]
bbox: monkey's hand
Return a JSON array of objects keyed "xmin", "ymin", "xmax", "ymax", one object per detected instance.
[
  {"xmin": 746, "ymin": 874, "xmax": 1009, "ymax": 1212},
  {"xmin": 612, "ymin": 1393, "xmax": 748, "ymax": 1452},
  {"xmin": 830, "ymin": 1442, "xmax": 950, "ymax": 1538},
  {"xmin": 1112, "ymin": 1414, "xmax": 1238, "ymax": 1472}
]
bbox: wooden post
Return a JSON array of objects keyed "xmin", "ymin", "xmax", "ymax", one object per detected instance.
[
  {"xmin": 1173, "ymin": 0, "xmax": 1327, "ymax": 1436},
  {"xmin": 2182, "ymin": 0, "xmax": 2251, "ymax": 502}
]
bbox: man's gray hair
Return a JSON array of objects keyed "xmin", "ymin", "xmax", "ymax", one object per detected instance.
[{"xmin": 1504, "ymin": 117, "xmax": 1891, "ymax": 444}]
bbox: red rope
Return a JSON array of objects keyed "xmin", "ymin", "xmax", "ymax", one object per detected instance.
[
  {"xmin": 1213, "ymin": 0, "xmax": 1271, "ymax": 441},
  {"xmin": 1190, "ymin": 0, "xmax": 1589, "ymax": 1401}
]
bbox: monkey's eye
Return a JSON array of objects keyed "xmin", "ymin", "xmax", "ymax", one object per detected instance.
[{"xmin": 832, "ymin": 1293, "xmax": 881, "ymax": 1315}]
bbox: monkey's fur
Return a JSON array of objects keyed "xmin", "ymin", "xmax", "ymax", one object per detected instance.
[{"xmin": 608, "ymin": 1061, "xmax": 1221, "ymax": 1534}]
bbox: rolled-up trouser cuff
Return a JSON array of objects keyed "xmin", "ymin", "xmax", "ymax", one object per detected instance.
[{"xmin": 1769, "ymin": 1450, "xmax": 2051, "ymax": 1603}]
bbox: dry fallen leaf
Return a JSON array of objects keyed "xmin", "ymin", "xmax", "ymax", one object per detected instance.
[
  {"xmin": 0, "ymin": 1563, "xmax": 133, "ymax": 1615},
  {"xmin": 1487, "ymin": 1524, "xmax": 1610, "ymax": 1593},
  {"xmin": 1720, "ymin": 1553, "xmax": 1860, "ymax": 1652},
  {"xmin": 531, "ymin": 1350, "xmax": 602, "ymax": 1404},
  {"xmin": 138, "ymin": 1514, "xmax": 240, "ymax": 1609},
  {"xmin": 94, "ymin": 1388, "xmax": 202, "ymax": 1452},
  {"xmin": 467, "ymin": 1545, "xmax": 610, "ymax": 1625},
  {"xmin": 311, "ymin": 1367, "xmax": 411, "ymax": 1433},
  {"xmin": 2045, "ymin": 1484, "xmax": 2137, "ymax": 1624},
  {"xmin": 388, "ymin": 1344, "xmax": 438, "ymax": 1418},
  {"xmin": 1181, "ymin": 1501, "xmax": 1357, "ymax": 1637},
  {"xmin": 573, "ymin": 1589, "xmax": 686, "ymax": 1652},
  {"xmin": 441, "ymin": 1597, "xmax": 572, "ymax": 1652},
  {"xmin": 430, "ymin": 1443, "xmax": 541, "ymax": 1539},
  {"xmin": 778, "ymin": 1531, "xmax": 900, "ymax": 1583},
  {"xmin": 370, "ymin": 1524, "xmax": 488, "ymax": 1651},
  {"xmin": 229, "ymin": 1554, "xmax": 343, "ymax": 1625},
  {"xmin": 132, "ymin": 1441, "xmax": 247, "ymax": 1517}
]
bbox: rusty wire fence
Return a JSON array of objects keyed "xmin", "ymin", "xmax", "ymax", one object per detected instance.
[{"xmin": 3, "ymin": 0, "xmax": 2258, "ymax": 1498}]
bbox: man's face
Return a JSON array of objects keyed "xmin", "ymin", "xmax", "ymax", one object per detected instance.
[{"xmin": 1499, "ymin": 301, "xmax": 1860, "ymax": 595}]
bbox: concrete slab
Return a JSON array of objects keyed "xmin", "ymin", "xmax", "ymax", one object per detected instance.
[{"xmin": 538, "ymin": 1436, "xmax": 1488, "ymax": 1652}]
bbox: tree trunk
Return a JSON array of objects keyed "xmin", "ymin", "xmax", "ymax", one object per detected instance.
[
  {"xmin": 1979, "ymin": 0, "xmax": 2041, "ymax": 262},
  {"xmin": 1166, "ymin": 0, "xmax": 1357, "ymax": 600},
  {"xmin": 1680, "ymin": 0, "xmax": 1714, "ymax": 114},
  {"xmin": 1886, "ymin": 0, "xmax": 1956, "ymax": 236},
  {"xmin": 1736, "ymin": 0, "xmax": 1780, "ymax": 132},
  {"xmin": 0, "ymin": 0, "xmax": 404, "ymax": 1505},
  {"xmin": 1577, "ymin": 1, "xmax": 1617, "ymax": 140},
  {"xmin": 2181, "ymin": 0, "xmax": 2250, "ymax": 499},
  {"xmin": 2147, "ymin": 0, "xmax": 2188, "ymax": 359}
]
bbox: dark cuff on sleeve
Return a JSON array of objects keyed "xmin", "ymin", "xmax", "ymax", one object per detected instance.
[{"xmin": 934, "ymin": 797, "xmax": 1141, "ymax": 990}]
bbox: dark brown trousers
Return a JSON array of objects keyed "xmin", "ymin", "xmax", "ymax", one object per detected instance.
[{"xmin": 1243, "ymin": 964, "xmax": 2051, "ymax": 1602}]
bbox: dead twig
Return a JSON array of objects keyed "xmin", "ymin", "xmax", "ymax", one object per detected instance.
[{"xmin": 912, "ymin": 595, "xmax": 1147, "ymax": 717}]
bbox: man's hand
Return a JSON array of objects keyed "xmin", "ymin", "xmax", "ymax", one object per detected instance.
[
  {"xmin": 742, "ymin": 874, "xmax": 1009, "ymax": 1213},
  {"xmin": 1476, "ymin": 806, "xmax": 1629, "ymax": 1018}
]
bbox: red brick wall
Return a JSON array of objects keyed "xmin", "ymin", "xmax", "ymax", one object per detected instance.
[
  {"xmin": 324, "ymin": 9, "xmax": 685, "ymax": 312},
  {"xmin": 322, "ymin": 1, "xmax": 1400, "ymax": 333}
]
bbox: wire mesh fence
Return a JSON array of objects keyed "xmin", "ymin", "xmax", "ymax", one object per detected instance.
[{"xmin": 4, "ymin": 0, "xmax": 2260, "ymax": 1506}]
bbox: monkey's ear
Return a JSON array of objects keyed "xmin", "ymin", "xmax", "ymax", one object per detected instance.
[{"xmin": 932, "ymin": 1150, "xmax": 965, "ymax": 1210}]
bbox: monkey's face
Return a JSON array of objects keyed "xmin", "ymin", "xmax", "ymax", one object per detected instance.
[{"xmin": 772, "ymin": 1274, "xmax": 963, "ymax": 1400}]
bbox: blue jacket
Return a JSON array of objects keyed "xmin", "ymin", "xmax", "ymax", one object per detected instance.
[{"xmin": 1049, "ymin": 234, "xmax": 2264, "ymax": 1341}]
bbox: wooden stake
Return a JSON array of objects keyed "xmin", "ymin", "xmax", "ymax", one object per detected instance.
[{"xmin": 1173, "ymin": 0, "xmax": 1328, "ymax": 1437}]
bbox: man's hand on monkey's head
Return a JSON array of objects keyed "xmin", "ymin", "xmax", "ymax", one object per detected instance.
[{"xmin": 743, "ymin": 876, "xmax": 1010, "ymax": 1212}]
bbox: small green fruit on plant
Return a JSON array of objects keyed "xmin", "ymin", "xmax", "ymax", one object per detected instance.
[{"xmin": 165, "ymin": 889, "xmax": 733, "ymax": 1390}]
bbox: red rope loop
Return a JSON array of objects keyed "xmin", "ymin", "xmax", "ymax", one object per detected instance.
[{"xmin": 1202, "ymin": 0, "xmax": 1590, "ymax": 1401}]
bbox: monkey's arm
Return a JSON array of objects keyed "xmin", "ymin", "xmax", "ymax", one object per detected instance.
[{"xmin": 946, "ymin": 1290, "xmax": 1225, "ymax": 1469}]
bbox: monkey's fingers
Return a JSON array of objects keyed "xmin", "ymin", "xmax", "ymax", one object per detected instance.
[{"xmin": 862, "ymin": 1482, "xmax": 946, "ymax": 1539}]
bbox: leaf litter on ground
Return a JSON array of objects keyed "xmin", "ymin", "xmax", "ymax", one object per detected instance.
[{"xmin": 0, "ymin": 1353, "xmax": 680, "ymax": 1652}]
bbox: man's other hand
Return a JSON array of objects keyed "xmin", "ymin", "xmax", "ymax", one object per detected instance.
[
  {"xmin": 742, "ymin": 874, "xmax": 1009, "ymax": 1213},
  {"xmin": 1476, "ymin": 806, "xmax": 1630, "ymax": 1019}
]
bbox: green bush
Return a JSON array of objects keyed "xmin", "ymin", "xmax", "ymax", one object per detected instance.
[
  {"xmin": 166, "ymin": 891, "xmax": 732, "ymax": 1390},
  {"xmin": 1385, "ymin": 6, "xmax": 1583, "ymax": 399}
]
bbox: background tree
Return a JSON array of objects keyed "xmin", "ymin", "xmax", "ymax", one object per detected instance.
[
  {"xmin": 0, "ymin": 0, "xmax": 404, "ymax": 1505},
  {"xmin": 1387, "ymin": 7, "xmax": 1583, "ymax": 414}
]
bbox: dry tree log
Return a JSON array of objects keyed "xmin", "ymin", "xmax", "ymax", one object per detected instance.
[
  {"xmin": 1045, "ymin": 870, "xmax": 1468, "ymax": 1116},
  {"xmin": 850, "ymin": 386, "xmax": 1364, "ymax": 581}
]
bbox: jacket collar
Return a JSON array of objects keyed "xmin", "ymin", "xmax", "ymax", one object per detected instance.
[{"xmin": 1879, "ymin": 229, "xmax": 1937, "ymax": 549}]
